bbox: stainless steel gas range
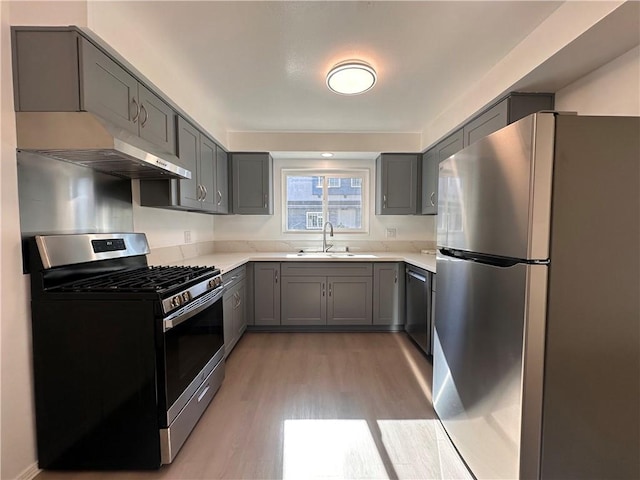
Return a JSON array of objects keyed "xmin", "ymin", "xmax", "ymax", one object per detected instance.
[{"xmin": 27, "ymin": 233, "xmax": 225, "ymax": 470}]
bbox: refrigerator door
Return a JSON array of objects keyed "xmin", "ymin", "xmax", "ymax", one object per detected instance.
[
  {"xmin": 433, "ymin": 253, "xmax": 547, "ymax": 479},
  {"xmin": 437, "ymin": 113, "xmax": 555, "ymax": 261}
]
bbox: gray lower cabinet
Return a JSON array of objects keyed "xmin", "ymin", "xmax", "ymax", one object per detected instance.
[
  {"xmin": 375, "ymin": 153, "xmax": 419, "ymax": 215},
  {"xmin": 373, "ymin": 263, "xmax": 404, "ymax": 326},
  {"xmin": 231, "ymin": 153, "xmax": 273, "ymax": 214},
  {"xmin": 253, "ymin": 262, "xmax": 281, "ymax": 326},
  {"xmin": 222, "ymin": 266, "xmax": 246, "ymax": 358},
  {"xmin": 280, "ymin": 262, "xmax": 373, "ymax": 326}
]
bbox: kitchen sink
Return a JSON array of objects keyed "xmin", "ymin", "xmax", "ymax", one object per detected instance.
[{"xmin": 285, "ymin": 252, "xmax": 377, "ymax": 259}]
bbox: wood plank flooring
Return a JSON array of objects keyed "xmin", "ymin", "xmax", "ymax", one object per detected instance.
[{"xmin": 35, "ymin": 333, "xmax": 471, "ymax": 480}]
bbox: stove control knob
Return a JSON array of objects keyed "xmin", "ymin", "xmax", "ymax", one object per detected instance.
[
  {"xmin": 171, "ymin": 295, "xmax": 182, "ymax": 308},
  {"xmin": 214, "ymin": 277, "xmax": 222, "ymax": 287},
  {"xmin": 182, "ymin": 291, "xmax": 191, "ymax": 303}
]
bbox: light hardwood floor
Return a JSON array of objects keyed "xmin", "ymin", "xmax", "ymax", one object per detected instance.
[{"xmin": 36, "ymin": 333, "xmax": 471, "ymax": 480}]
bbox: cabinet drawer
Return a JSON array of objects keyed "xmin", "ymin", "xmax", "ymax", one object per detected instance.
[
  {"xmin": 223, "ymin": 265, "xmax": 246, "ymax": 289},
  {"xmin": 281, "ymin": 262, "xmax": 373, "ymax": 277}
]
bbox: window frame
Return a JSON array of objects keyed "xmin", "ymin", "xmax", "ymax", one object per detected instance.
[{"xmin": 282, "ymin": 168, "xmax": 370, "ymax": 234}]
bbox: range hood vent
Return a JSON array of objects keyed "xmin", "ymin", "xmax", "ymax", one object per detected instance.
[{"xmin": 16, "ymin": 112, "xmax": 191, "ymax": 180}]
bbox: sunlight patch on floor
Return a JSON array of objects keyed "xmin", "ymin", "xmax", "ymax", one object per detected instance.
[
  {"xmin": 394, "ymin": 335, "xmax": 433, "ymax": 403},
  {"xmin": 283, "ymin": 419, "xmax": 389, "ymax": 479},
  {"xmin": 378, "ymin": 419, "xmax": 472, "ymax": 480}
]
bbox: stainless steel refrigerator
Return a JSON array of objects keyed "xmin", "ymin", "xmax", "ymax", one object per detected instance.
[{"xmin": 433, "ymin": 112, "xmax": 639, "ymax": 479}]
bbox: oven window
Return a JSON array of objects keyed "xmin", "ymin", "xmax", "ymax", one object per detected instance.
[{"xmin": 164, "ymin": 298, "xmax": 223, "ymax": 409}]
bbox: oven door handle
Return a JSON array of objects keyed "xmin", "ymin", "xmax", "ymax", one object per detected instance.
[{"xmin": 163, "ymin": 288, "xmax": 224, "ymax": 332}]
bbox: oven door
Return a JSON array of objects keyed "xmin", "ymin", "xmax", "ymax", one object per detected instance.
[{"xmin": 160, "ymin": 287, "xmax": 224, "ymax": 427}]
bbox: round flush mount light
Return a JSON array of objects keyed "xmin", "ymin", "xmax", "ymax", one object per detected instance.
[
  {"xmin": 321, "ymin": 152, "xmax": 334, "ymax": 158},
  {"xmin": 326, "ymin": 60, "xmax": 377, "ymax": 95}
]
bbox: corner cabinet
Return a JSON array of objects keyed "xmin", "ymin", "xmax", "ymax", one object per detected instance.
[
  {"xmin": 231, "ymin": 153, "xmax": 273, "ymax": 214},
  {"xmin": 376, "ymin": 153, "xmax": 419, "ymax": 215},
  {"xmin": 139, "ymin": 117, "xmax": 229, "ymax": 214}
]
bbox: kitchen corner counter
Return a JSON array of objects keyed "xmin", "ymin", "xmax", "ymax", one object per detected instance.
[{"xmin": 163, "ymin": 251, "xmax": 436, "ymax": 274}]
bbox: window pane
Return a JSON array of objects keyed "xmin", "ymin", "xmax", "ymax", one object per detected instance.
[
  {"xmin": 327, "ymin": 176, "xmax": 363, "ymax": 229},
  {"xmin": 286, "ymin": 176, "xmax": 323, "ymax": 231}
]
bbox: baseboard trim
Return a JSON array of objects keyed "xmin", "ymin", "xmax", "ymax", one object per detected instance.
[
  {"xmin": 16, "ymin": 462, "xmax": 40, "ymax": 480},
  {"xmin": 247, "ymin": 325, "xmax": 404, "ymax": 333}
]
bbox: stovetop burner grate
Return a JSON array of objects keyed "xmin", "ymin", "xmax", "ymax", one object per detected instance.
[{"xmin": 54, "ymin": 266, "xmax": 217, "ymax": 294}]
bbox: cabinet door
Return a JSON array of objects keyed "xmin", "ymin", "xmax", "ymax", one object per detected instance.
[
  {"xmin": 463, "ymin": 99, "xmax": 508, "ymax": 148},
  {"xmin": 327, "ymin": 276, "xmax": 372, "ymax": 325},
  {"xmin": 223, "ymin": 286, "xmax": 237, "ymax": 358},
  {"xmin": 176, "ymin": 117, "xmax": 201, "ymax": 209},
  {"xmin": 436, "ymin": 129, "xmax": 464, "ymax": 163},
  {"xmin": 234, "ymin": 282, "xmax": 247, "ymax": 338},
  {"xmin": 215, "ymin": 146, "xmax": 229, "ymax": 214},
  {"xmin": 376, "ymin": 154, "xmax": 418, "ymax": 215},
  {"xmin": 373, "ymin": 263, "xmax": 404, "ymax": 326},
  {"xmin": 281, "ymin": 276, "xmax": 327, "ymax": 326},
  {"xmin": 80, "ymin": 39, "xmax": 138, "ymax": 134},
  {"xmin": 199, "ymin": 135, "xmax": 217, "ymax": 213},
  {"xmin": 232, "ymin": 153, "xmax": 273, "ymax": 214},
  {"xmin": 421, "ymin": 149, "xmax": 438, "ymax": 215},
  {"xmin": 138, "ymin": 84, "xmax": 176, "ymax": 155},
  {"xmin": 254, "ymin": 263, "xmax": 280, "ymax": 326}
]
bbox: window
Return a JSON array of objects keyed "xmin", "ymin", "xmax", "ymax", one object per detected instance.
[
  {"xmin": 306, "ymin": 212, "xmax": 323, "ymax": 229},
  {"xmin": 283, "ymin": 170, "xmax": 368, "ymax": 233}
]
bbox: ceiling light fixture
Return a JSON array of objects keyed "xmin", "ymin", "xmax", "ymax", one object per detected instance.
[
  {"xmin": 326, "ymin": 60, "xmax": 377, "ymax": 95},
  {"xmin": 321, "ymin": 152, "xmax": 334, "ymax": 158}
]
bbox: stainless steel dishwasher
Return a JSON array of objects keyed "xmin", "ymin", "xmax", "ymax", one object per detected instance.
[{"xmin": 405, "ymin": 265, "xmax": 431, "ymax": 355}]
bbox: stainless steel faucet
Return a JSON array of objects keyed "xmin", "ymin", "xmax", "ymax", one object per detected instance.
[{"xmin": 322, "ymin": 221, "xmax": 334, "ymax": 252}]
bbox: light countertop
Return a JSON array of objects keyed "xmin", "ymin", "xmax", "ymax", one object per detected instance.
[{"xmin": 164, "ymin": 251, "xmax": 436, "ymax": 274}]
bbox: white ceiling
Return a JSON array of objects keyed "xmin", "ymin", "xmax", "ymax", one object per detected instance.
[{"xmin": 95, "ymin": 1, "xmax": 565, "ymax": 134}]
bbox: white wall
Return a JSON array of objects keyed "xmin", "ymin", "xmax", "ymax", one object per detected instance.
[
  {"xmin": 555, "ymin": 45, "xmax": 640, "ymax": 116},
  {"xmin": 1, "ymin": 4, "xmax": 88, "ymax": 479},
  {"xmin": 213, "ymin": 157, "xmax": 434, "ymax": 245}
]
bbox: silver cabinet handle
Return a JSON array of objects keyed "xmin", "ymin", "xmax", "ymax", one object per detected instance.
[
  {"xmin": 394, "ymin": 272, "xmax": 398, "ymax": 284},
  {"xmin": 131, "ymin": 98, "xmax": 140, "ymax": 123},
  {"xmin": 275, "ymin": 270, "xmax": 279, "ymax": 284},
  {"xmin": 263, "ymin": 193, "xmax": 267, "ymax": 209},
  {"xmin": 201, "ymin": 185, "xmax": 208, "ymax": 200},
  {"xmin": 430, "ymin": 191, "xmax": 436, "ymax": 206},
  {"xmin": 139, "ymin": 104, "xmax": 148, "ymax": 127},
  {"xmin": 328, "ymin": 283, "xmax": 332, "ymax": 297},
  {"xmin": 196, "ymin": 184, "xmax": 202, "ymax": 201},
  {"xmin": 217, "ymin": 190, "xmax": 223, "ymax": 206},
  {"xmin": 383, "ymin": 194, "xmax": 387, "ymax": 208},
  {"xmin": 322, "ymin": 282, "xmax": 325, "ymax": 296}
]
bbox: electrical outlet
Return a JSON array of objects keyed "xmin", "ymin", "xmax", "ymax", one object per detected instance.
[
  {"xmin": 184, "ymin": 230, "xmax": 192, "ymax": 243},
  {"xmin": 385, "ymin": 228, "xmax": 397, "ymax": 238}
]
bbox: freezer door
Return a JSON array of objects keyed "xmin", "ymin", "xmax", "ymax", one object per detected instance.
[
  {"xmin": 437, "ymin": 113, "xmax": 555, "ymax": 260},
  {"xmin": 433, "ymin": 253, "xmax": 547, "ymax": 479}
]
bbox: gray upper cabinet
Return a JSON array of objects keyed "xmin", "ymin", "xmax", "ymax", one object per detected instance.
[
  {"xmin": 253, "ymin": 262, "xmax": 280, "ymax": 326},
  {"xmin": 376, "ymin": 153, "xmax": 419, "ymax": 215},
  {"xmin": 421, "ymin": 149, "xmax": 438, "ymax": 215},
  {"xmin": 373, "ymin": 263, "xmax": 404, "ymax": 326},
  {"xmin": 231, "ymin": 153, "xmax": 273, "ymax": 214},
  {"xmin": 462, "ymin": 93, "xmax": 554, "ymax": 148},
  {"xmin": 140, "ymin": 118, "xmax": 229, "ymax": 214},
  {"xmin": 12, "ymin": 28, "xmax": 177, "ymax": 155},
  {"xmin": 420, "ymin": 93, "xmax": 553, "ymax": 215},
  {"xmin": 215, "ymin": 147, "xmax": 229, "ymax": 214}
]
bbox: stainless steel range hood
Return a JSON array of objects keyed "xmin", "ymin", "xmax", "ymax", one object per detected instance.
[{"xmin": 16, "ymin": 112, "xmax": 191, "ymax": 180}]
